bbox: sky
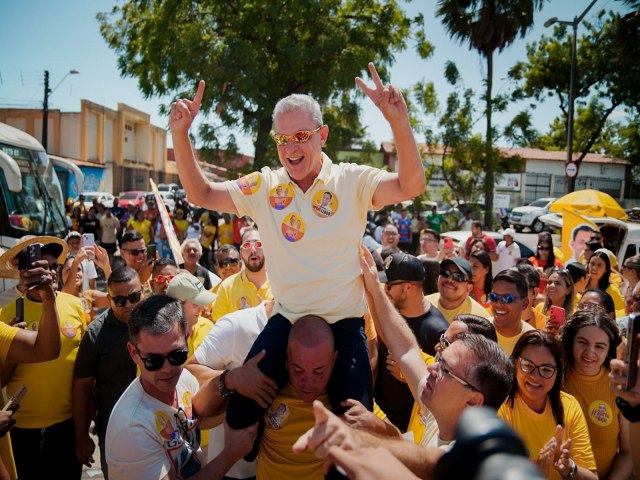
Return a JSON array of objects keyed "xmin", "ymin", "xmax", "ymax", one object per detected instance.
[{"xmin": 0, "ymin": 0, "xmax": 628, "ymax": 156}]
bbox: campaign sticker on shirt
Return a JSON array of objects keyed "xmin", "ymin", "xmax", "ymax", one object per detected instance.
[
  {"xmin": 311, "ymin": 190, "xmax": 338, "ymax": 218},
  {"xmin": 281, "ymin": 213, "xmax": 305, "ymax": 242},
  {"xmin": 238, "ymin": 297, "xmax": 250, "ymax": 310},
  {"xmin": 236, "ymin": 172, "xmax": 261, "ymax": 196},
  {"xmin": 266, "ymin": 402, "xmax": 290, "ymax": 429},
  {"xmin": 269, "ymin": 184, "xmax": 293, "ymax": 210},
  {"xmin": 588, "ymin": 400, "xmax": 613, "ymax": 426},
  {"xmin": 61, "ymin": 319, "xmax": 77, "ymax": 338},
  {"xmin": 182, "ymin": 391, "xmax": 193, "ymax": 420},
  {"xmin": 155, "ymin": 410, "xmax": 178, "ymax": 442}
]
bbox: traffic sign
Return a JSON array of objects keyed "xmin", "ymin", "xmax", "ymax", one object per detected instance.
[{"xmin": 565, "ymin": 162, "xmax": 578, "ymax": 178}]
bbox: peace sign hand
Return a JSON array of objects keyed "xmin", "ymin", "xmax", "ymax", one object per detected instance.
[
  {"xmin": 169, "ymin": 80, "xmax": 206, "ymax": 135},
  {"xmin": 355, "ymin": 63, "xmax": 408, "ymax": 123}
]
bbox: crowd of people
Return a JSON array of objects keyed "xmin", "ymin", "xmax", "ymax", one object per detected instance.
[{"xmin": 0, "ymin": 62, "xmax": 638, "ymax": 480}]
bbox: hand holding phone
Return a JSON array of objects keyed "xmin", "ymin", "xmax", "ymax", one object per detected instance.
[
  {"xmin": 147, "ymin": 244, "xmax": 157, "ymax": 260},
  {"xmin": 443, "ymin": 238, "xmax": 454, "ymax": 250},
  {"xmin": 549, "ymin": 305, "xmax": 566, "ymax": 327},
  {"xmin": 82, "ymin": 234, "xmax": 95, "ymax": 259}
]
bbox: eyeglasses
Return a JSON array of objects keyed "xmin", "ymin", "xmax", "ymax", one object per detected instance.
[
  {"xmin": 537, "ymin": 245, "xmax": 551, "ymax": 251},
  {"xmin": 438, "ymin": 333, "xmax": 451, "ymax": 351},
  {"xmin": 487, "ymin": 292, "xmax": 520, "ymax": 304},
  {"xmin": 271, "ymin": 126, "xmax": 322, "ymax": 146},
  {"xmin": 174, "ymin": 407, "xmax": 196, "ymax": 446},
  {"xmin": 435, "ymin": 352, "xmax": 480, "ymax": 392},
  {"xmin": 384, "ymin": 281, "xmax": 407, "ymax": 291},
  {"xmin": 217, "ymin": 258, "xmax": 240, "ymax": 268},
  {"xmin": 110, "ymin": 290, "xmax": 142, "ymax": 307},
  {"xmin": 241, "ymin": 241, "xmax": 263, "ymax": 250},
  {"xmin": 153, "ymin": 274, "xmax": 176, "ymax": 285},
  {"xmin": 383, "ymin": 231, "xmax": 399, "ymax": 237},
  {"xmin": 134, "ymin": 344, "xmax": 189, "ymax": 371},
  {"xmin": 422, "ymin": 237, "xmax": 438, "ymax": 243},
  {"xmin": 518, "ymin": 357, "xmax": 557, "ymax": 379},
  {"xmin": 122, "ymin": 247, "xmax": 147, "ymax": 256},
  {"xmin": 439, "ymin": 269, "xmax": 469, "ymax": 283}
]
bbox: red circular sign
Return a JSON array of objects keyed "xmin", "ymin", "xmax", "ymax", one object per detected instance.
[{"xmin": 565, "ymin": 162, "xmax": 578, "ymax": 178}]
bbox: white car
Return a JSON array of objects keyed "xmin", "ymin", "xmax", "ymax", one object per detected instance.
[
  {"xmin": 157, "ymin": 191, "xmax": 176, "ymax": 212},
  {"xmin": 75, "ymin": 191, "xmax": 116, "ymax": 209},
  {"xmin": 509, "ymin": 197, "xmax": 556, "ymax": 233}
]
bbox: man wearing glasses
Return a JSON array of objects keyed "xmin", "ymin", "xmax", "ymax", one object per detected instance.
[
  {"xmin": 106, "ymin": 295, "xmax": 258, "ymax": 480},
  {"xmin": 150, "ymin": 258, "xmax": 179, "ymax": 295},
  {"xmin": 170, "ymin": 62, "xmax": 425, "ymax": 456},
  {"xmin": 213, "ymin": 245, "xmax": 241, "ymax": 288},
  {"xmin": 211, "ymin": 228, "xmax": 272, "ymax": 322},
  {"xmin": 72, "ymin": 266, "xmax": 141, "ymax": 478},
  {"xmin": 118, "ymin": 230, "xmax": 154, "ymax": 285},
  {"xmin": 426, "ymin": 257, "xmax": 492, "ymax": 323}
]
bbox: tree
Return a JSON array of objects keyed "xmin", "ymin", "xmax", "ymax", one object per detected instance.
[
  {"xmin": 97, "ymin": 0, "xmax": 431, "ymax": 169},
  {"xmin": 435, "ymin": 0, "xmax": 546, "ymax": 227}
]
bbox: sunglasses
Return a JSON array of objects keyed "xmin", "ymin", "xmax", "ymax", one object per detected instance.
[
  {"xmin": 241, "ymin": 241, "xmax": 263, "ymax": 250},
  {"xmin": 487, "ymin": 292, "xmax": 520, "ymax": 304},
  {"xmin": 537, "ymin": 245, "xmax": 551, "ymax": 251},
  {"xmin": 518, "ymin": 357, "xmax": 557, "ymax": 379},
  {"xmin": 438, "ymin": 333, "xmax": 451, "ymax": 351},
  {"xmin": 439, "ymin": 269, "xmax": 469, "ymax": 283},
  {"xmin": 174, "ymin": 407, "xmax": 196, "ymax": 446},
  {"xmin": 134, "ymin": 344, "xmax": 189, "ymax": 372},
  {"xmin": 110, "ymin": 290, "xmax": 142, "ymax": 307},
  {"xmin": 217, "ymin": 258, "xmax": 240, "ymax": 268},
  {"xmin": 153, "ymin": 274, "xmax": 175, "ymax": 285},
  {"xmin": 122, "ymin": 247, "xmax": 147, "ymax": 256},
  {"xmin": 271, "ymin": 126, "xmax": 322, "ymax": 146}
]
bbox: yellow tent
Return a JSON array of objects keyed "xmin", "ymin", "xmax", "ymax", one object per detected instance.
[{"xmin": 549, "ymin": 189, "xmax": 627, "ymax": 221}]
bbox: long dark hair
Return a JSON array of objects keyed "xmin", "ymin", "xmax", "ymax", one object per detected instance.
[
  {"xmin": 589, "ymin": 250, "xmax": 612, "ymax": 291},
  {"xmin": 536, "ymin": 232, "xmax": 556, "ymax": 267},
  {"xmin": 509, "ymin": 330, "xmax": 565, "ymax": 426},
  {"xmin": 470, "ymin": 250, "xmax": 492, "ymax": 295}
]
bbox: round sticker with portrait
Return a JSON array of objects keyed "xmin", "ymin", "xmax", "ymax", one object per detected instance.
[
  {"xmin": 269, "ymin": 184, "xmax": 293, "ymax": 210},
  {"xmin": 236, "ymin": 172, "xmax": 261, "ymax": 196},
  {"xmin": 281, "ymin": 213, "xmax": 306, "ymax": 242},
  {"xmin": 312, "ymin": 190, "xmax": 338, "ymax": 218}
]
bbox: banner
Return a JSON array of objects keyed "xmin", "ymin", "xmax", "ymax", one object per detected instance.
[
  {"xmin": 562, "ymin": 208, "xmax": 599, "ymax": 265},
  {"xmin": 150, "ymin": 179, "xmax": 184, "ymax": 264}
]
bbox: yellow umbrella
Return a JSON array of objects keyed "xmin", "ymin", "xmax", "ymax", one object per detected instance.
[{"xmin": 549, "ymin": 189, "xmax": 627, "ymax": 221}]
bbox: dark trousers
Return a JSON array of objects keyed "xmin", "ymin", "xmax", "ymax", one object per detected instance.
[
  {"xmin": 226, "ymin": 314, "xmax": 372, "ymax": 429},
  {"xmin": 11, "ymin": 417, "xmax": 82, "ymax": 480}
]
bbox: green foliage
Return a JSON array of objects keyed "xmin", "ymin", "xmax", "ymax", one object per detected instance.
[{"xmin": 97, "ymin": 0, "xmax": 429, "ymax": 169}]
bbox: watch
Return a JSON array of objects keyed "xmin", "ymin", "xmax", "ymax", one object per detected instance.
[
  {"xmin": 563, "ymin": 460, "xmax": 578, "ymax": 480},
  {"xmin": 219, "ymin": 369, "xmax": 235, "ymax": 398},
  {"xmin": 616, "ymin": 396, "xmax": 640, "ymax": 423}
]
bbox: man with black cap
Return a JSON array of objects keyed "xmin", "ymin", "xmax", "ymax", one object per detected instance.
[
  {"xmin": 426, "ymin": 257, "xmax": 492, "ymax": 323},
  {"xmin": 375, "ymin": 253, "xmax": 448, "ymax": 432}
]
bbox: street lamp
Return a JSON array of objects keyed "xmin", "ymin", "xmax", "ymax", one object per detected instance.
[
  {"xmin": 42, "ymin": 69, "xmax": 79, "ymax": 151},
  {"xmin": 544, "ymin": 0, "xmax": 597, "ymax": 193}
]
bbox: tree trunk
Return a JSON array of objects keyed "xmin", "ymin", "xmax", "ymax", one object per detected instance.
[
  {"xmin": 253, "ymin": 115, "xmax": 276, "ymax": 170},
  {"xmin": 483, "ymin": 51, "xmax": 495, "ymax": 229}
]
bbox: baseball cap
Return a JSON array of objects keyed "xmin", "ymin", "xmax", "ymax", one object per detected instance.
[
  {"xmin": 441, "ymin": 257, "xmax": 473, "ymax": 281},
  {"xmin": 166, "ymin": 272, "xmax": 217, "ymax": 306},
  {"xmin": 65, "ymin": 231, "xmax": 82, "ymax": 241},
  {"xmin": 502, "ymin": 228, "xmax": 516, "ymax": 239},
  {"xmin": 379, "ymin": 253, "xmax": 425, "ymax": 283}
]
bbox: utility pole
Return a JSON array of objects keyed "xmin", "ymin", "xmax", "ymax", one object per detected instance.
[{"xmin": 42, "ymin": 70, "xmax": 51, "ymax": 150}]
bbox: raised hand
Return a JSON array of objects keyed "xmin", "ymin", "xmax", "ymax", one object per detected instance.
[
  {"xmin": 226, "ymin": 350, "xmax": 278, "ymax": 408},
  {"xmin": 355, "ymin": 63, "xmax": 408, "ymax": 124},
  {"xmin": 169, "ymin": 80, "xmax": 206, "ymax": 135}
]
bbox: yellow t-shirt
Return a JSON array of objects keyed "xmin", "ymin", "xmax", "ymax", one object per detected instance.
[
  {"xmin": 498, "ymin": 392, "xmax": 597, "ymax": 480},
  {"xmin": 200, "ymin": 225, "xmax": 217, "ymax": 249},
  {"xmin": 218, "ymin": 222, "xmax": 233, "ymax": 246},
  {"xmin": 605, "ymin": 283, "xmax": 625, "ymax": 312},
  {"xmin": 226, "ymin": 155, "xmax": 386, "ymax": 324},
  {"xmin": 0, "ymin": 317, "xmax": 20, "ymax": 480},
  {"xmin": 523, "ymin": 307, "xmax": 548, "ymax": 330},
  {"xmin": 0, "ymin": 322, "xmax": 19, "ymax": 361},
  {"xmin": 211, "ymin": 271, "xmax": 273, "ymax": 322},
  {"xmin": 258, "ymin": 384, "xmax": 330, "ymax": 480},
  {"xmin": 564, "ymin": 368, "xmax": 620, "ymax": 479},
  {"xmin": 425, "ymin": 293, "xmax": 492, "ymax": 324},
  {"xmin": 492, "ymin": 320, "xmax": 535, "ymax": 356},
  {"xmin": 174, "ymin": 218, "xmax": 189, "ymax": 240},
  {"xmin": 406, "ymin": 352, "xmax": 436, "ymax": 444},
  {"xmin": 0, "ymin": 292, "xmax": 86, "ymax": 428},
  {"xmin": 127, "ymin": 218, "xmax": 152, "ymax": 245}
]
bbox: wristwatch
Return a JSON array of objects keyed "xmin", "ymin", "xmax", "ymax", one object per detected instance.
[
  {"xmin": 616, "ymin": 396, "xmax": 640, "ymax": 422},
  {"xmin": 563, "ymin": 460, "xmax": 578, "ymax": 480},
  {"xmin": 219, "ymin": 369, "xmax": 235, "ymax": 398}
]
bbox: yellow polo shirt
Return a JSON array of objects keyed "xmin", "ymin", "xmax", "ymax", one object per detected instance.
[
  {"xmin": 226, "ymin": 154, "xmax": 385, "ymax": 324},
  {"xmin": 425, "ymin": 293, "xmax": 492, "ymax": 324},
  {"xmin": 211, "ymin": 271, "xmax": 273, "ymax": 322}
]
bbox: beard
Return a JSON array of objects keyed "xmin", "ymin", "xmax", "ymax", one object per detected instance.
[{"xmin": 244, "ymin": 256, "xmax": 265, "ymax": 273}]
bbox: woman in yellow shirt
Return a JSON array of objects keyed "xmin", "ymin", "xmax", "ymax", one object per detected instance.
[
  {"xmin": 173, "ymin": 209, "xmax": 189, "ymax": 242},
  {"xmin": 560, "ymin": 307, "xmax": 633, "ymax": 479},
  {"xmin": 498, "ymin": 331, "xmax": 597, "ymax": 480},
  {"xmin": 126, "ymin": 209, "xmax": 153, "ymax": 245},
  {"xmin": 586, "ymin": 251, "xmax": 625, "ymax": 312},
  {"xmin": 535, "ymin": 268, "xmax": 575, "ymax": 334}
]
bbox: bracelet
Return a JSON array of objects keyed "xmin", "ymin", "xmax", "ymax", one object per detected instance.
[
  {"xmin": 616, "ymin": 396, "xmax": 640, "ymax": 422},
  {"xmin": 219, "ymin": 370, "xmax": 235, "ymax": 398},
  {"xmin": 563, "ymin": 459, "xmax": 577, "ymax": 479}
]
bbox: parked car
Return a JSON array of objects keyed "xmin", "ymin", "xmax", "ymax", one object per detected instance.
[
  {"xmin": 75, "ymin": 191, "xmax": 116, "ymax": 209},
  {"xmin": 441, "ymin": 230, "xmax": 535, "ymax": 259},
  {"xmin": 509, "ymin": 197, "xmax": 556, "ymax": 233},
  {"xmin": 149, "ymin": 191, "xmax": 176, "ymax": 212},
  {"xmin": 158, "ymin": 183, "xmax": 179, "ymax": 192},
  {"xmin": 117, "ymin": 191, "xmax": 148, "ymax": 209}
]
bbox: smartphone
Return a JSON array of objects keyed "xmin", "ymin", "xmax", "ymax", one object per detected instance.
[
  {"xmin": 147, "ymin": 244, "xmax": 157, "ymax": 259},
  {"xmin": 625, "ymin": 313, "xmax": 640, "ymax": 391},
  {"xmin": 15, "ymin": 298, "xmax": 24, "ymax": 324},
  {"xmin": 549, "ymin": 305, "xmax": 566, "ymax": 327},
  {"xmin": 82, "ymin": 233, "xmax": 95, "ymax": 259},
  {"xmin": 444, "ymin": 238, "xmax": 454, "ymax": 250},
  {"xmin": 2, "ymin": 385, "xmax": 26, "ymax": 412}
]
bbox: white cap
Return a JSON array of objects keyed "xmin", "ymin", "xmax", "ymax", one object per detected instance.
[
  {"xmin": 503, "ymin": 228, "xmax": 516, "ymax": 238},
  {"xmin": 166, "ymin": 272, "xmax": 217, "ymax": 306}
]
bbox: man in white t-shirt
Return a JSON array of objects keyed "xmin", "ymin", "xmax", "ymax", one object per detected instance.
[
  {"xmin": 106, "ymin": 295, "xmax": 258, "ymax": 480},
  {"xmin": 494, "ymin": 228, "xmax": 521, "ymax": 275}
]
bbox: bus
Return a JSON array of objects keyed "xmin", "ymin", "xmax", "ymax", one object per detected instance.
[{"xmin": 0, "ymin": 122, "xmax": 70, "ymax": 291}]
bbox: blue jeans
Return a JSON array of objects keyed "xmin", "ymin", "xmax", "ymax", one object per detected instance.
[{"xmin": 226, "ymin": 314, "xmax": 372, "ymax": 429}]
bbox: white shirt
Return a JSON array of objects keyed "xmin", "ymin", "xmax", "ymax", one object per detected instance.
[
  {"xmin": 416, "ymin": 375, "xmax": 455, "ymax": 451},
  {"xmin": 494, "ymin": 240, "xmax": 521, "ymax": 276}
]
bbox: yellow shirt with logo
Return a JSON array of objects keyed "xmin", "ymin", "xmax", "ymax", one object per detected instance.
[
  {"xmin": 226, "ymin": 154, "xmax": 386, "ymax": 324},
  {"xmin": 258, "ymin": 384, "xmax": 330, "ymax": 480},
  {"xmin": 211, "ymin": 271, "xmax": 273, "ymax": 322},
  {"xmin": 425, "ymin": 293, "xmax": 492, "ymax": 324},
  {"xmin": 498, "ymin": 392, "xmax": 597, "ymax": 480},
  {"xmin": 564, "ymin": 368, "xmax": 620, "ymax": 479},
  {"xmin": 0, "ymin": 292, "xmax": 86, "ymax": 428}
]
